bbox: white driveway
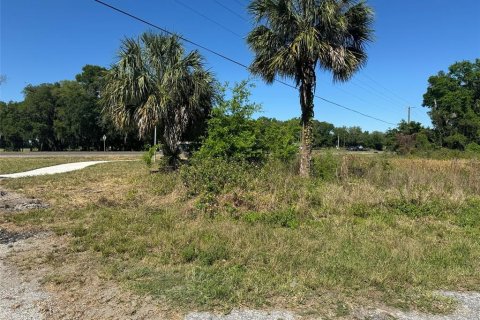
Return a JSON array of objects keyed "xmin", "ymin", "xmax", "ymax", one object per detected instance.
[{"xmin": 0, "ymin": 161, "xmax": 110, "ymax": 178}]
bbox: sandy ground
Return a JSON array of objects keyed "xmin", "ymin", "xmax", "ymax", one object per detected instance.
[
  {"xmin": 0, "ymin": 232, "xmax": 50, "ymax": 320},
  {"xmin": 0, "ymin": 187, "xmax": 49, "ymax": 211},
  {"xmin": 0, "ymin": 228, "xmax": 177, "ymax": 320}
]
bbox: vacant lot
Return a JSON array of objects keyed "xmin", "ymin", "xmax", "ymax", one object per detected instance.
[{"xmin": 1, "ymin": 154, "xmax": 479, "ymax": 318}]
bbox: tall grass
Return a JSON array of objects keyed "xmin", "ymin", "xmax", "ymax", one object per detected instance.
[{"xmin": 2, "ymin": 155, "xmax": 479, "ymax": 315}]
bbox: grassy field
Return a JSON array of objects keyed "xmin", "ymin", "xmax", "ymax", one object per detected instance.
[{"xmin": 1, "ymin": 154, "xmax": 479, "ymax": 317}]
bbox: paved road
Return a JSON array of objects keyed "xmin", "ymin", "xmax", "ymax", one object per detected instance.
[{"xmin": 0, "ymin": 151, "xmax": 143, "ymax": 158}]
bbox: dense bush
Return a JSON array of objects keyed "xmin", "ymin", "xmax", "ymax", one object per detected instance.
[
  {"xmin": 180, "ymin": 157, "xmax": 251, "ymax": 196},
  {"xmin": 195, "ymin": 81, "xmax": 266, "ymax": 162},
  {"xmin": 466, "ymin": 142, "xmax": 480, "ymax": 154},
  {"xmin": 311, "ymin": 152, "xmax": 338, "ymax": 180}
]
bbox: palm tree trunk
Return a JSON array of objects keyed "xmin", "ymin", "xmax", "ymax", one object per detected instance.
[{"xmin": 299, "ymin": 66, "xmax": 315, "ymax": 177}]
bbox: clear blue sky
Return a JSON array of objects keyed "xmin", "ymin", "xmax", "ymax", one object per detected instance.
[{"xmin": 1, "ymin": 0, "xmax": 479, "ymax": 132}]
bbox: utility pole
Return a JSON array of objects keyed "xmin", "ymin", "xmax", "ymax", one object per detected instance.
[
  {"xmin": 102, "ymin": 135, "xmax": 107, "ymax": 152},
  {"xmin": 153, "ymin": 126, "xmax": 157, "ymax": 163},
  {"xmin": 407, "ymin": 106, "xmax": 416, "ymax": 124},
  {"xmin": 337, "ymin": 134, "xmax": 340, "ymax": 149}
]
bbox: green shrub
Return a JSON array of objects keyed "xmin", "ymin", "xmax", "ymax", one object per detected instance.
[
  {"xmin": 465, "ymin": 142, "xmax": 480, "ymax": 154},
  {"xmin": 181, "ymin": 157, "xmax": 251, "ymax": 196},
  {"xmin": 196, "ymin": 81, "xmax": 298, "ymax": 163},
  {"xmin": 311, "ymin": 152, "xmax": 338, "ymax": 181},
  {"xmin": 257, "ymin": 118, "xmax": 299, "ymax": 162},
  {"xmin": 196, "ymin": 81, "xmax": 266, "ymax": 163},
  {"xmin": 444, "ymin": 133, "xmax": 468, "ymax": 150},
  {"xmin": 387, "ymin": 199, "xmax": 447, "ymax": 219},
  {"xmin": 142, "ymin": 144, "xmax": 160, "ymax": 167}
]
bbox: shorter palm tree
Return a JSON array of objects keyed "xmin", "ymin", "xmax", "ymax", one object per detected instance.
[{"xmin": 102, "ymin": 32, "xmax": 216, "ymax": 167}]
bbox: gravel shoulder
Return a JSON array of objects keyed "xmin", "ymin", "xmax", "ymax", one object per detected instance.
[
  {"xmin": 391, "ymin": 292, "xmax": 480, "ymax": 320},
  {"xmin": 0, "ymin": 232, "xmax": 49, "ymax": 320}
]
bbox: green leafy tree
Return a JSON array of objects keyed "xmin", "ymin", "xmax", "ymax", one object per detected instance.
[
  {"xmin": 312, "ymin": 120, "xmax": 335, "ymax": 148},
  {"xmin": 196, "ymin": 81, "xmax": 265, "ymax": 162},
  {"xmin": 423, "ymin": 59, "xmax": 480, "ymax": 148},
  {"xmin": 368, "ymin": 131, "xmax": 386, "ymax": 151},
  {"xmin": 22, "ymin": 83, "xmax": 59, "ymax": 151},
  {"xmin": 76, "ymin": 64, "xmax": 107, "ymax": 98},
  {"xmin": 53, "ymin": 81, "xmax": 102, "ymax": 150},
  {"xmin": 385, "ymin": 120, "xmax": 433, "ymax": 154},
  {"xmin": 0, "ymin": 101, "xmax": 27, "ymax": 150},
  {"xmin": 102, "ymin": 32, "xmax": 216, "ymax": 167},
  {"xmin": 247, "ymin": 0, "xmax": 374, "ymax": 176},
  {"xmin": 76, "ymin": 65, "xmax": 146, "ymax": 150},
  {"xmin": 257, "ymin": 117, "xmax": 300, "ymax": 161},
  {"xmin": 345, "ymin": 126, "xmax": 365, "ymax": 146}
]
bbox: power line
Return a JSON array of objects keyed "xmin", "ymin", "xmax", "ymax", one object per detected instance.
[
  {"xmin": 350, "ymin": 79, "xmax": 405, "ymax": 111},
  {"xmin": 231, "ymin": 0, "xmax": 248, "ymax": 8},
  {"xmin": 360, "ymin": 72, "xmax": 414, "ymax": 106},
  {"xmin": 271, "ymin": 77, "xmax": 396, "ymax": 124},
  {"xmin": 169, "ymin": 1, "xmax": 397, "ymax": 125},
  {"xmin": 332, "ymin": 84, "xmax": 404, "ymax": 118},
  {"xmin": 173, "ymin": 0, "xmax": 244, "ymax": 38},
  {"xmin": 212, "ymin": 0, "xmax": 249, "ymax": 22},
  {"xmin": 93, "ymin": 0, "xmax": 396, "ymax": 126},
  {"xmin": 93, "ymin": 0, "xmax": 248, "ymax": 69}
]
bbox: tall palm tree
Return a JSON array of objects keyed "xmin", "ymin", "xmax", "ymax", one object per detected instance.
[
  {"xmin": 247, "ymin": 0, "xmax": 373, "ymax": 176},
  {"xmin": 102, "ymin": 32, "xmax": 216, "ymax": 167}
]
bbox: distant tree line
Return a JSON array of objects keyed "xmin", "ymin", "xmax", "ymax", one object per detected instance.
[
  {"xmin": 0, "ymin": 63, "xmax": 388, "ymax": 153},
  {"xmin": 1, "ymin": 59, "xmax": 479, "ymax": 155},
  {"xmin": 0, "ymin": 65, "xmax": 148, "ymax": 151}
]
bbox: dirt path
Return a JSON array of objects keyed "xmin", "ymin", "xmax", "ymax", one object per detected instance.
[{"xmin": 0, "ymin": 152, "xmax": 143, "ymax": 159}]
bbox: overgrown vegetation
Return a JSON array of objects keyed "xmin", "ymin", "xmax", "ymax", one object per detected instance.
[{"xmin": 2, "ymin": 155, "xmax": 479, "ymax": 316}]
